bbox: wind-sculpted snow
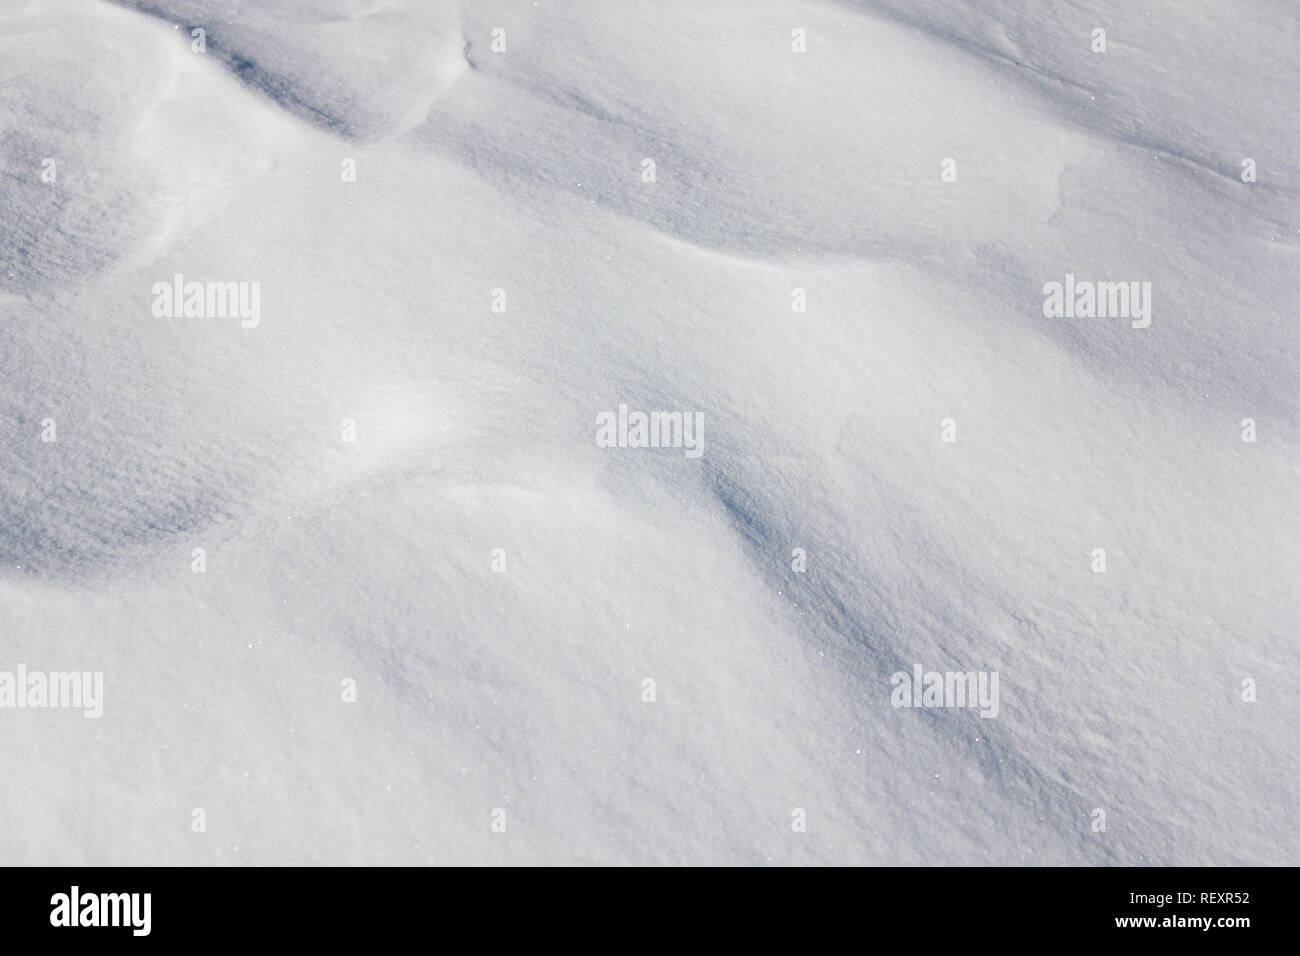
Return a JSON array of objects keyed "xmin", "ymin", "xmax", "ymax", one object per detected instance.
[
  {"xmin": 0, "ymin": 0, "xmax": 1295, "ymax": 865},
  {"xmin": 107, "ymin": 0, "xmax": 469, "ymax": 139}
]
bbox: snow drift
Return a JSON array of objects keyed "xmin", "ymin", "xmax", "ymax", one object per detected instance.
[{"xmin": 0, "ymin": 0, "xmax": 1296, "ymax": 865}]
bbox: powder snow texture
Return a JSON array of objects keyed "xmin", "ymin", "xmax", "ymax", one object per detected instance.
[{"xmin": 0, "ymin": 0, "xmax": 1296, "ymax": 865}]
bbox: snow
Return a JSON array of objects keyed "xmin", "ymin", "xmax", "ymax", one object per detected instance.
[{"xmin": 0, "ymin": 0, "xmax": 1295, "ymax": 864}]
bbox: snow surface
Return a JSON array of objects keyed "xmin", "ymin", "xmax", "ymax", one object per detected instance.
[{"xmin": 0, "ymin": 0, "xmax": 1296, "ymax": 864}]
